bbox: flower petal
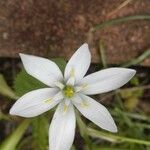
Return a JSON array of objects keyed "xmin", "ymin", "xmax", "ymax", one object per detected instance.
[
  {"xmin": 20, "ymin": 53, "xmax": 63, "ymax": 87},
  {"xmin": 81, "ymin": 68, "xmax": 136, "ymax": 95},
  {"xmin": 64, "ymin": 43, "xmax": 91, "ymax": 84},
  {"xmin": 10, "ymin": 88, "xmax": 63, "ymax": 117},
  {"xmin": 49, "ymin": 102, "xmax": 76, "ymax": 150},
  {"xmin": 72, "ymin": 94, "xmax": 117, "ymax": 132}
]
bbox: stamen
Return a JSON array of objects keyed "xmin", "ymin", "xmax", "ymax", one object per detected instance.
[
  {"xmin": 44, "ymin": 92, "xmax": 63, "ymax": 104},
  {"xmin": 63, "ymin": 86, "xmax": 74, "ymax": 98},
  {"xmin": 75, "ymin": 83, "xmax": 88, "ymax": 92},
  {"xmin": 82, "ymin": 83, "xmax": 88, "ymax": 89},
  {"xmin": 63, "ymin": 100, "xmax": 70, "ymax": 113},
  {"xmin": 63, "ymin": 104, "xmax": 68, "ymax": 113},
  {"xmin": 54, "ymin": 82, "xmax": 64, "ymax": 89},
  {"xmin": 66, "ymin": 76, "xmax": 75, "ymax": 86},
  {"xmin": 44, "ymin": 98, "xmax": 52, "ymax": 103},
  {"xmin": 66, "ymin": 68, "xmax": 75, "ymax": 86},
  {"xmin": 70, "ymin": 68, "xmax": 75, "ymax": 77},
  {"xmin": 80, "ymin": 100, "xmax": 88, "ymax": 107}
]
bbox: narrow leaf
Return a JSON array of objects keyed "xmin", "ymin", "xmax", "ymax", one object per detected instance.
[
  {"xmin": 87, "ymin": 127, "xmax": 150, "ymax": 145},
  {"xmin": 0, "ymin": 120, "xmax": 30, "ymax": 150},
  {"xmin": 92, "ymin": 15, "xmax": 150, "ymax": 31},
  {"xmin": 0, "ymin": 74, "xmax": 18, "ymax": 100},
  {"xmin": 32, "ymin": 115, "xmax": 49, "ymax": 150}
]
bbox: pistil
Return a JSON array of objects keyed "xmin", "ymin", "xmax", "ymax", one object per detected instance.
[{"xmin": 63, "ymin": 86, "xmax": 74, "ymax": 98}]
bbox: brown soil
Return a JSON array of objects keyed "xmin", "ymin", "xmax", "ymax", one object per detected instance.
[{"xmin": 0, "ymin": 0, "xmax": 150, "ymax": 65}]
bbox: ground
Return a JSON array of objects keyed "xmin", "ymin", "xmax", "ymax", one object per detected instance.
[{"xmin": 0, "ymin": 0, "xmax": 150, "ymax": 65}]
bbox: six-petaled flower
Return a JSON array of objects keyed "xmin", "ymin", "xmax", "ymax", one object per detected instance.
[{"xmin": 10, "ymin": 43, "xmax": 136, "ymax": 150}]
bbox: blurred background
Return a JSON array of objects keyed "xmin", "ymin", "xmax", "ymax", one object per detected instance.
[{"xmin": 0, "ymin": 0, "xmax": 150, "ymax": 150}]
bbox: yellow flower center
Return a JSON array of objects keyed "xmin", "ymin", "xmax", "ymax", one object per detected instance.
[{"xmin": 63, "ymin": 86, "xmax": 74, "ymax": 98}]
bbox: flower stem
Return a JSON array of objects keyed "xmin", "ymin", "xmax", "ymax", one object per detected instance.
[
  {"xmin": 76, "ymin": 111, "xmax": 92, "ymax": 150},
  {"xmin": 0, "ymin": 74, "xmax": 19, "ymax": 100},
  {"xmin": 99, "ymin": 40, "xmax": 107, "ymax": 68}
]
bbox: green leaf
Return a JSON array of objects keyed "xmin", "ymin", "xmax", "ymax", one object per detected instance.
[
  {"xmin": 32, "ymin": 115, "xmax": 49, "ymax": 150},
  {"xmin": 51, "ymin": 58, "xmax": 67, "ymax": 73},
  {"xmin": 13, "ymin": 70, "xmax": 46, "ymax": 96},
  {"xmin": 92, "ymin": 15, "xmax": 150, "ymax": 31},
  {"xmin": 0, "ymin": 120, "xmax": 30, "ymax": 150},
  {"xmin": 76, "ymin": 112, "xmax": 87, "ymax": 137},
  {"xmin": 119, "ymin": 89, "xmax": 143, "ymax": 99},
  {"xmin": 17, "ymin": 136, "xmax": 33, "ymax": 150},
  {"xmin": 130, "ymin": 76, "xmax": 139, "ymax": 86},
  {"xmin": 0, "ymin": 74, "xmax": 18, "ymax": 100},
  {"xmin": 71, "ymin": 145, "xmax": 77, "ymax": 150},
  {"xmin": 76, "ymin": 111, "xmax": 92, "ymax": 150},
  {"xmin": 124, "ymin": 97, "xmax": 139, "ymax": 110},
  {"xmin": 14, "ymin": 58, "xmax": 66, "ymax": 97},
  {"xmin": 121, "ymin": 49, "xmax": 150, "ymax": 67},
  {"xmin": 87, "ymin": 127, "xmax": 150, "ymax": 146},
  {"xmin": 0, "ymin": 110, "xmax": 10, "ymax": 120}
]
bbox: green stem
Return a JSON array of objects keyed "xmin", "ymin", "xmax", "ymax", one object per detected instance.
[
  {"xmin": 99, "ymin": 40, "xmax": 107, "ymax": 68},
  {"xmin": 121, "ymin": 49, "xmax": 150, "ymax": 67},
  {"xmin": 115, "ymin": 92, "xmax": 124, "ymax": 110},
  {"xmin": 123, "ymin": 112, "xmax": 150, "ymax": 122},
  {"xmin": 76, "ymin": 111, "xmax": 92, "ymax": 150},
  {"xmin": 135, "ymin": 122, "xmax": 150, "ymax": 129},
  {"xmin": 87, "ymin": 127, "xmax": 150, "ymax": 146},
  {"xmin": 0, "ymin": 74, "xmax": 18, "ymax": 100},
  {"xmin": 92, "ymin": 15, "xmax": 150, "ymax": 31},
  {"xmin": 0, "ymin": 111, "xmax": 11, "ymax": 121}
]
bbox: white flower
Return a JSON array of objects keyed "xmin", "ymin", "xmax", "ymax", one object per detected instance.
[{"xmin": 10, "ymin": 43, "xmax": 136, "ymax": 150}]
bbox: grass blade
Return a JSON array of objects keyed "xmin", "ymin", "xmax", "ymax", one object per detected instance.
[
  {"xmin": 92, "ymin": 15, "xmax": 150, "ymax": 31},
  {"xmin": 87, "ymin": 127, "xmax": 150, "ymax": 146},
  {"xmin": 0, "ymin": 120, "xmax": 30, "ymax": 150},
  {"xmin": 121, "ymin": 49, "xmax": 150, "ymax": 67}
]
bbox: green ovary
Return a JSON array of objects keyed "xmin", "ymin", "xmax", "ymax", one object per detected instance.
[{"xmin": 63, "ymin": 86, "xmax": 74, "ymax": 98}]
